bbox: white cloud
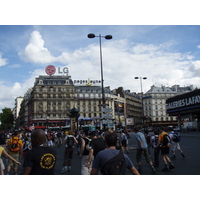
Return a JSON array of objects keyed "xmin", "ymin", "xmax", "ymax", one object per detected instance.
[
  {"xmin": 19, "ymin": 31, "xmax": 58, "ymax": 64},
  {"xmin": 0, "ymin": 53, "xmax": 8, "ymax": 66}
]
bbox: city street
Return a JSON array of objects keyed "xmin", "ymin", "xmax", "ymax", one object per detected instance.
[{"xmin": 6, "ymin": 131, "xmax": 200, "ymax": 175}]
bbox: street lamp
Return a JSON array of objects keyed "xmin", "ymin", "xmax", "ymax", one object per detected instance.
[
  {"xmin": 88, "ymin": 33, "xmax": 112, "ymax": 131},
  {"xmin": 134, "ymin": 77, "xmax": 147, "ymax": 126},
  {"xmin": 87, "ymin": 33, "xmax": 112, "ymax": 107}
]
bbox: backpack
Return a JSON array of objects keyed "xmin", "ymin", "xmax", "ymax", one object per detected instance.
[
  {"xmin": 0, "ymin": 132, "xmax": 6, "ymax": 145},
  {"xmin": 85, "ymin": 137, "xmax": 92, "ymax": 151},
  {"xmin": 10, "ymin": 137, "xmax": 20, "ymax": 152},
  {"xmin": 162, "ymin": 134, "xmax": 171, "ymax": 146},
  {"xmin": 66, "ymin": 136, "xmax": 74, "ymax": 148},
  {"xmin": 116, "ymin": 138, "xmax": 121, "ymax": 150},
  {"xmin": 153, "ymin": 135, "xmax": 158, "ymax": 147},
  {"xmin": 172, "ymin": 132, "xmax": 181, "ymax": 143},
  {"xmin": 100, "ymin": 150, "xmax": 126, "ymax": 175},
  {"xmin": 121, "ymin": 133, "xmax": 127, "ymax": 141},
  {"xmin": 146, "ymin": 135, "xmax": 151, "ymax": 144}
]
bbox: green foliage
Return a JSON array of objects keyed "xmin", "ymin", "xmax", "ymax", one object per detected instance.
[{"xmin": 0, "ymin": 107, "xmax": 14, "ymax": 131}]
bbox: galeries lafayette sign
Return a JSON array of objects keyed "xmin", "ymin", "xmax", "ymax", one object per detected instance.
[{"xmin": 166, "ymin": 95, "xmax": 200, "ymax": 110}]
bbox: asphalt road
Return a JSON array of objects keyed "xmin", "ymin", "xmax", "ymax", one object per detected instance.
[{"xmin": 5, "ymin": 131, "xmax": 200, "ymax": 175}]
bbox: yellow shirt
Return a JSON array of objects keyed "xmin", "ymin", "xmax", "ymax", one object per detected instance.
[{"xmin": 0, "ymin": 146, "xmax": 4, "ymax": 157}]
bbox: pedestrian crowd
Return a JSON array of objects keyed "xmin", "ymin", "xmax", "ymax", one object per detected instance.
[{"xmin": 0, "ymin": 125, "xmax": 185, "ymax": 175}]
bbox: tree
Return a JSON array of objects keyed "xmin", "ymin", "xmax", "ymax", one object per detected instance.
[{"xmin": 0, "ymin": 107, "xmax": 14, "ymax": 131}]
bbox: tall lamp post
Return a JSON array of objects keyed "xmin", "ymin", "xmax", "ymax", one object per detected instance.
[
  {"xmin": 135, "ymin": 77, "xmax": 147, "ymax": 126},
  {"xmin": 87, "ymin": 33, "xmax": 112, "ymax": 130}
]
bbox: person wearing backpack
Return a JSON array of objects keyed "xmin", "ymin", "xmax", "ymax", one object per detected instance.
[
  {"xmin": 157, "ymin": 126, "xmax": 175, "ymax": 172},
  {"xmin": 169, "ymin": 127, "xmax": 185, "ymax": 159},
  {"xmin": 61, "ymin": 130, "xmax": 78, "ymax": 173},
  {"xmin": 90, "ymin": 132, "xmax": 140, "ymax": 175},
  {"xmin": 120, "ymin": 130, "xmax": 130, "ymax": 154},
  {"xmin": 79, "ymin": 132, "xmax": 94, "ymax": 175},
  {"xmin": 6, "ymin": 131, "xmax": 23, "ymax": 175},
  {"xmin": 151, "ymin": 128, "xmax": 160, "ymax": 168}
]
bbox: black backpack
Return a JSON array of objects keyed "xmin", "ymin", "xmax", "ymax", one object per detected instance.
[
  {"xmin": 162, "ymin": 134, "xmax": 171, "ymax": 146},
  {"xmin": 100, "ymin": 150, "xmax": 126, "ymax": 175},
  {"xmin": 0, "ymin": 132, "xmax": 6, "ymax": 145},
  {"xmin": 66, "ymin": 136, "xmax": 75, "ymax": 148}
]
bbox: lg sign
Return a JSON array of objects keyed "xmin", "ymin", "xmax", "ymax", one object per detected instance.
[{"xmin": 45, "ymin": 65, "xmax": 69, "ymax": 76}]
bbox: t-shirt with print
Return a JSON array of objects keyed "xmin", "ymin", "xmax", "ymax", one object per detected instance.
[{"xmin": 23, "ymin": 146, "xmax": 57, "ymax": 175}]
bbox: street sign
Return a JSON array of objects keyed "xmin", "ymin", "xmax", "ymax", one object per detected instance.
[
  {"xmin": 102, "ymin": 113, "xmax": 113, "ymax": 119},
  {"xmin": 102, "ymin": 119, "xmax": 113, "ymax": 124},
  {"xmin": 101, "ymin": 107, "xmax": 113, "ymax": 113}
]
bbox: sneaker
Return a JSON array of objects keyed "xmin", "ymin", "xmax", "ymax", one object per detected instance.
[
  {"xmin": 169, "ymin": 164, "xmax": 175, "ymax": 170},
  {"xmin": 61, "ymin": 166, "xmax": 68, "ymax": 173},
  {"xmin": 171, "ymin": 155, "xmax": 176, "ymax": 159},
  {"xmin": 151, "ymin": 165, "xmax": 156, "ymax": 174},
  {"xmin": 138, "ymin": 166, "xmax": 143, "ymax": 175},
  {"xmin": 181, "ymin": 153, "xmax": 185, "ymax": 158},
  {"xmin": 162, "ymin": 167, "xmax": 169, "ymax": 172}
]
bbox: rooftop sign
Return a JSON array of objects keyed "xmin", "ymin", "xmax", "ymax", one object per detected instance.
[{"xmin": 45, "ymin": 66, "xmax": 69, "ymax": 76}]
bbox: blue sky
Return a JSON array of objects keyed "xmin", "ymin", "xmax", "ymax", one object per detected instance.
[{"xmin": 0, "ymin": 25, "xmax": 200, "ymax": 112}]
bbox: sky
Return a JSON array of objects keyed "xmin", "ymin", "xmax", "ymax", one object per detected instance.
[{"xmin": 0, "ymin": 25, "xmax": 200, "ymax": 112}]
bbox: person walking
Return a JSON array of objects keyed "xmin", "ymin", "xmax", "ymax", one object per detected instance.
[
  {"xmin": 76, "ymin": 131, "xmax": 83, "ymax": 155},
  {"xmin": 80, "ymin": 132, "xmax": 93, "ymax": 175},
  {"xmin": 6, "ymin": 131, "xmax": 23, "ymax": 175},
  {"xmin": 120, "ymin": 130, "xmax": 130, "ymax": 154},
  {"xmin": 90, "ymin": 132, "xmax": 140, "ymax": 175},
  {"xmin": 56, "ymin": 131, "xmax": 63, "ymax": 147},
  {"xmin": 134, "ymin": 126, "xmax": 156, "ymax": 174},
  {"xmin": 157, "ymin": 126, "xmax": 175, "ymax": 172},
  {"xmin": 151, "ymin": 128, "xmax": 160, "ymax": 168},
  {"xmin": 87, "ymin": 131, "xmax": 106, "ymax": 174},
  {"xmin": 168, "ymin": 127, "xmax": 185, "ymax": 159},
  {"xmin": 61, "ymin": 130, "xmax": 78, "ymax": 173},
  {"xmin": 21, "ymin": 129, "xmax": 57, "ymax": 175},
  {"xmin": 0, "ymin": 140, "xmax": 21, "ymax": 175}
]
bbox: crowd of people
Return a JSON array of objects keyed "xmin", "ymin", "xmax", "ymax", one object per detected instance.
[{"xmin": 0, "ymin": 125, "xmax": 185, "ymax": 175}]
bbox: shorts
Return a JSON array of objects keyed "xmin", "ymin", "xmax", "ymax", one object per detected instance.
[
  {"xmin": 160, "ymin": 147, "xmax": 170, "ymax": 155},
  {"xmin": 121, "ymin": 140, "xmax": 127, "ymax": 147},
  {"xmin": 7, "ymin": 153, "xmax": 19, "ymax": 168},
  {"xmin": 136, "ymin": 148, "xmax": 152, "ymax": 163},
  {"xmin": 171, "ymin": 142, "xmax": 180, "ymax": 151},
  {"xmin": 64, "ymin": 147, "xmax": 74, "ymax": 160}
]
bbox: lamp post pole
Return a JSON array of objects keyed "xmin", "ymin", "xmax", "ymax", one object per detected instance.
[
  {"xmin": 135, "ymin": 77, "xmax": 147, "ymax": 127},
  {"xmin": 88, "ymin": 33, "xmax": 112, "ymax": 130}
]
